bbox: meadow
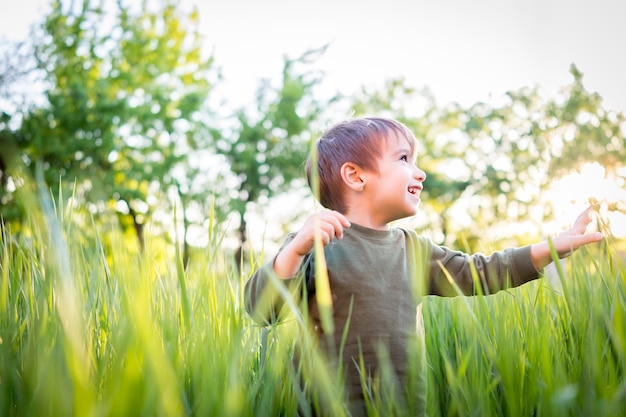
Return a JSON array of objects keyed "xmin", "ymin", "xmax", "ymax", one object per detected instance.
[{"xmin": 0, "ymin": 189, "xmax": 624, "ymax": 416}]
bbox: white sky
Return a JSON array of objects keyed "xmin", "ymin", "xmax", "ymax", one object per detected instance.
[
  {"xmin": 2, "ymin": 0, "xmax": 625, "ymax": 241},
  {"xmin": 194, "ymin": 0, "xmax": 626, "ymax": 113},
  {"xmin": 3, "ymin": 0, "xmax": 625, "ymax": 112}
]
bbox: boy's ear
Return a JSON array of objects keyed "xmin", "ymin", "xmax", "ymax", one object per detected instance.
[{"xmin": 340, "ymin": 162, "xmax": 366, "ymax": 191}]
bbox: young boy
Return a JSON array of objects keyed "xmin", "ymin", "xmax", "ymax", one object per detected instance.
[{"xmin": 244, "ymin": 117, "xmax": 603, "ymax": 416}]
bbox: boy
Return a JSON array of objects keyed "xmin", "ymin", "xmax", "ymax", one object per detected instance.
[{"xmin": 244, "ymin": 117, "xmax": 603, "ymax": 416}]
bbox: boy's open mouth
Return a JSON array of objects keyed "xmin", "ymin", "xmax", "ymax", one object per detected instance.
[{"xmin": 408, "ymin": 186, "xmax": 420, "ymax": 195}]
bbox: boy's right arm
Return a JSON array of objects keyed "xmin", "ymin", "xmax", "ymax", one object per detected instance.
[{"xmin": 244, "ymin": 211, "xmax": 350, "ymax": 325}]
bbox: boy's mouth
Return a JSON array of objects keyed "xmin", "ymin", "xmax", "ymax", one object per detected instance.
[{"xmin": 408, "ymin": 186, "xmax": 421, "ymax": 195}]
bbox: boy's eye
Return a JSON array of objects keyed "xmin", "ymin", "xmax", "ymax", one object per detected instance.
[{"xmin": 400, "ymin": 155, "xmax": 408, "ymax": 162}]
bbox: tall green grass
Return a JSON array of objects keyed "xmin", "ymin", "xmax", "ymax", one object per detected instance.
[
  {"xmin": 424, "ymin": 235, "xmax": 626, "ymax": 416},
  {"xmin": 0, "ymin": 184, "xmax": 624, "ymax": 416}
]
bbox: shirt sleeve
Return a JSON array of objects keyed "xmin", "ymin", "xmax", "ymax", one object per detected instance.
[
  {"xmin": 428, "ymin": 243, "xmax": 541, "ymax": 297},
  {"xmin": 244, "ymin": 233, "xmax": 305, "ymax": 325}
]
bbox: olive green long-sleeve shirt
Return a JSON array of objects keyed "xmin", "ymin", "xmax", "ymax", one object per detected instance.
[{"xmin": 245, "ymin": 222, "xmax": 540, "ymax": 416}]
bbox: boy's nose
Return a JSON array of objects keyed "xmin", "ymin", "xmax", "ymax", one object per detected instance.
[{"xmin": 414, "ymin": 166, "xmax": 426, "ymax": 182}]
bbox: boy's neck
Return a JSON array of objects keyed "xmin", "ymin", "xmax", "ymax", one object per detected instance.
[{"xmin": 344, "ymin": 209, "xmax": 391, "ymax": 231}]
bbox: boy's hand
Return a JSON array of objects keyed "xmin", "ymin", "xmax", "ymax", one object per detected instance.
[
  {"xmin": 273, "ymin": 211, "xmax": 350, "ymax": 278},
  {"xmin": 552, "ymin": 205, "xmax": 604, "ymax": 257},
  {"xmin": 290, "ymin": 211, "xmax": 351, "ymax": 256},
  {"xmin": 531, "ymin": 205, "xmax": 604, "ymax": 269}
]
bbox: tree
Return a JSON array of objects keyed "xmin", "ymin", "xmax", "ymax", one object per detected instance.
[
  {"xmin": 0, "ymin": 39, "xmax": 38, "ymax": 105},
  {"xmin": 544, "ymin": 65, "xmax": 625, "ymax": 179},
  {"xmin": 215, "ymin": 47, "xmax": 331, "ymax": 265},
  {"xmin": 0, "ymin": 36, "xmax": 43, "ymax": 227},
  {"xmin": 0, "ymin": 0, "xmax": 217, "ymax": 250},
  {"xmin": 443, "ymin": 65, "xmax": 625, "ymax": 242}
]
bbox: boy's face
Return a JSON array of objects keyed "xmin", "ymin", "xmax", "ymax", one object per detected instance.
[{"xmin": 362, "ymin": 132, "xmax": 426, "ymax": 226}]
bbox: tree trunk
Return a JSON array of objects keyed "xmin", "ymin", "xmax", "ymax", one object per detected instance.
[
  {"xmin": 128, "ymin": 206, "xmax": 145, "ymax": 252},
  {"xmin": 235, "ymin": 210, "xmax": 247, "ymax": 273}
]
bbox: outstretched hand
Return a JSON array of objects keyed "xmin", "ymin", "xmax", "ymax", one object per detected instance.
[
  {"xmin": 531, "ymin": 205, "xmax": 604, "ymax": 269},
  {"xmin": 552, "ymin": 205, "xmax": 604, "ymax": 257}
]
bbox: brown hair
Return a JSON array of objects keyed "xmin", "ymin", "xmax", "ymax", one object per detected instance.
[{"xmin": 305, "ymin": 117, "xmax": 416, "ymax": 213}]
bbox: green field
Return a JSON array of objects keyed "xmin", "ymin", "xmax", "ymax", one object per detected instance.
[{"xmin": 1, "ymin": 195, "xmax": 624, "ymax": 417}]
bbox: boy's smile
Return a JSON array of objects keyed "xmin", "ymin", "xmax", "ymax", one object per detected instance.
[{"xmin": 408, "ymin": 185, "xmax": 422, "ymax": 196}]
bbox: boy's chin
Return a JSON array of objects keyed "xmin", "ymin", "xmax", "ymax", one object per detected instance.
[{"xmin": 401, "ymin": 208, "xmax": 420, "ymax": 219}]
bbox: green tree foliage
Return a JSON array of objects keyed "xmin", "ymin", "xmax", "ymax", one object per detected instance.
[
  {"xmin": 215, "ymin": 47, "xmax": 331, "ymax": 263},
  {"xmin": 443, "ymin": 65, "xmax": 625, "ymax": 241},
  {"xmin": 0, "ymin": 0, "xmax": 217, "ymax": 249},
  {"xmin": 544, "ymin": 66, "xmax": 625, "ymax": 177},
  {"xmin": 0, "ymin": 37, "xmax": 41, "ymax": 226}
]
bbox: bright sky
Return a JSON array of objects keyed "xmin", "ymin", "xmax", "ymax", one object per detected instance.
[
  {"xmin": 194, "ymin": 0, "xmax": 626, "ymax": 113},
  {"xmin": 2, "ymin": 0, "xmax": 625, "ymax": 240},
  {"xmin": 3, "ymin": 0, "xmax": 625, "ymax": 112}
]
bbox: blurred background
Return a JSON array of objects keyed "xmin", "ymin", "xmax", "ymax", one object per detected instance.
[{"xmin": 1, "ymin": 0, "xmax": 624, "ymax": 265}]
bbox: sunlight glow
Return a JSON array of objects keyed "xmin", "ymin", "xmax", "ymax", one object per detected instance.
[{"xmin": 546, "ymin": 162, "xmax": 626, "ymax": 237}]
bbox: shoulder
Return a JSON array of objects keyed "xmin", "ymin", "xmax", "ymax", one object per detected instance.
[
  {"xmin": 395, "ymin": 227, "xmax": 432, "ymax": 245},
  {"xmin": 394, "ymin": 227, "xmax": 433, "ymax": 258}
]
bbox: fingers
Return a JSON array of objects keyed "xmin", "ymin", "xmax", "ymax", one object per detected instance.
[
  {"xmin": 292, "ymin": 211, "xmax": 351, "ymax": 255},
  {"xmin": 316, "ymin": 211, "xmax": 351, "ymax": 241},
  {"xmin": 551, "ymin": 205, "xmax": 604, "ymax": 258},
  {"xmin": 573, "ymin": 204, "xmax": 599, "ymax": 232},
  {"xmin": 554, "ymin": 211, "xmax": 603, "ymax": 257},
  {"xmin": 555, "ymin": 232, "xmax": 603, "ymax": 259},
  {"xmin": 573, "ymin": 232, "xmax": 604, "ymax": 248}
]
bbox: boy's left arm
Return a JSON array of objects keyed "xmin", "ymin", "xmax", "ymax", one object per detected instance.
[
  {"xmin": 530, "ymin": 206, "xmax": 603, "ymax": 270},
  {"xmin": 427, "ymin": 205, "xmax": 603, "ymax": 297}
]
